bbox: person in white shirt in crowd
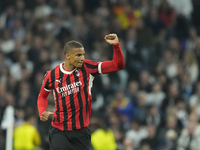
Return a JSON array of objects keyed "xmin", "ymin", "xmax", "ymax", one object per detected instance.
[
  {"xmin": 167, "ymin": 0, "xmax": 193, "ymax": 19},
  {"xmin": 0, "ymin": 29, "xmax": 15, "ymax": 54},
  {"xmin": 177, "ymin": 112, "xmax": 200, "ymax": 150},
  {"xmin": 190, "ymin": 82, "xmax": 200, "ymax": 116},
  {"xmin": 183, "ymin": 51, "xmax": 199, "ymax": 84},
  {"xmin": 146, "ymin": 82, "xmax": 166, "ymax": 107},
  {"xmin": 126, "ymin": 120, "xmax": 148, "ymax": 149}
]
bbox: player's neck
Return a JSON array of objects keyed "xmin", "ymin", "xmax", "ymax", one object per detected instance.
[{"xmin": 63, "ymin": 62, "xmax": 75, "ymax": 71}]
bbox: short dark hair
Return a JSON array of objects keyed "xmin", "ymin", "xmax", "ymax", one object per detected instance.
[{"xmin": 63, "ymin": 41, "xmax": 83, "ymax": 54}]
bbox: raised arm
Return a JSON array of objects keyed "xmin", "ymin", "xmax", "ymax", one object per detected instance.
[{"xmin": 100, "ymin": 34, "xmax": 125, "ymax": 74}]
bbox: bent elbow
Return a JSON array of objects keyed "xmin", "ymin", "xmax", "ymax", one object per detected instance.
[
  {"xmin": 121, "ymin": 63, "xmax": 125, "ymax": 70},
  {"xmin": 122, "ymin": 62, "xmax": 125, "ymax": 69},
  {"xmin": 118, "ymin": 61, "xmax": 125, "ymax": 70}
]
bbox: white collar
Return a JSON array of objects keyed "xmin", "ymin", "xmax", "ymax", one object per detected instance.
[{"xmin": 60, "ymin": 63, "xmax": 76, "ymax": 74}]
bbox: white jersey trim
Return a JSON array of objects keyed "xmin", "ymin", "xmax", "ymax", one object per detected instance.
[
  {"xmin": 60, "ymin": 63, "xmax": 76, "ymax": 74},
  {"xmin": 88, "ymin": 74, "xmax": 95, "ymax": 95},
  {"xmin": 44, "ymin": 88, "xmax": 51, "ymax": 92},
  {"xmin": 98, "ymin": 62, "xmax": 102, "ymax": 74}
]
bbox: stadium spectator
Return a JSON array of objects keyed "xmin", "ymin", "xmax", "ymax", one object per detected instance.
[
  {"xmin": 140, "ymin": 124, "xmax": 159, "ymax": 150},
  {"xmin": 126, "ymin": 119, "xmax": 148, "ymax": 149},
  {"xmin": 13, "ymin": 113, "xmax": 41, "ymax": 150},
  {"xmin": 177, "ymin": 112, "xmax": 200, "ymax": 150},
  {"xmin": 91, "ymin": 118, "xmax": 117, "ymax": 150},
  {"xmin": 111, "ymin": 90, "xmax": 134, "ymax": 122}
]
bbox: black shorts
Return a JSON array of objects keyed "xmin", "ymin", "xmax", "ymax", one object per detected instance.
[{"xmin": 49, "ymin": 125, "xmax": 91, "ymax": 150}]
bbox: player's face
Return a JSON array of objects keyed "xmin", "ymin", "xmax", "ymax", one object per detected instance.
[{"xmin": 68, "ymin": 47, "xmax": 85, "ymax": 68}]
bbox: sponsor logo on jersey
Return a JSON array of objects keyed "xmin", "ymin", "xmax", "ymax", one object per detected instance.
[{"xmin": 56, "ymin": 81, "xmax": 82, "ymax": 97}]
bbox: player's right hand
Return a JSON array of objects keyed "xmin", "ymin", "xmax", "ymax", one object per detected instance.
[
  {"xmin": 40, "ymin": 111, "xmax": 54, "ymax": 121},
  {"xmin": 104, "ymin": 34, "xmax": 119, "ymax": 45}
]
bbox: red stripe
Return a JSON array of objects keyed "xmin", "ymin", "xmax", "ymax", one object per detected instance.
[
  {"xmin": 60, "ymin": 73, "xmax": 66, "ymax": 131},
  {"xmin": 52, "ymin": 90, "xmax": 57, "ymax": 122},
  {"xmin": 67, "ymin": 107, "xmax": 72, "ymax": 131},
  {"xmin": 56, "ymin": 68, "xmax": 64, "ymax": 130},
  {"xmin": 86, "ymin": 74, "xmax": 92, "ymax": 119},
  {"xmin": 64, "ymin": 75, "xmax": 72, "ymax": 131},
  {"xmin": 49, "ymin": 70, "xmax": 58, "ymax": 123},
  {"xmin": 51, "ymin": 67, "xmax": 62, "ymax": 130},
  {"xmin": 84, "ymin": 65, "xmax": 91, "ymax": 126},
  {"xmin": 70, "ymin": 74, "xmax": 81, "ymax": 129},
  {"xmin": 79, "ymin": 70, "xmax": 88, "ymax": 127},
  {"xmin": 85, "ymin": 68, "xmax": 90, "ymax": 125},
  {"xmin": 82, "ymin": 90, "xmax": 89, "ymax": 126}
]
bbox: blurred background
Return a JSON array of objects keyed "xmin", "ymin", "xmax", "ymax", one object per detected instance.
[{"xmin": 0, "ymin": 0, "xmax": 200, "ymax": 150}]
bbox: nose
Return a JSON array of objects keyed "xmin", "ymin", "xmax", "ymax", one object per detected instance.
[{"xmin": 81, "ymin": 55, "xmax": 84, "ymax": 61}]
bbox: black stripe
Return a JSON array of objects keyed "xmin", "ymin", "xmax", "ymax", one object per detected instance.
[
  {"xmin": 66, "ymin": 75, "xmax": 76, "ymax": 130},
  {"xmin": 91, "ymin": 73, "xmax": 99, "ymax": 77},
  {"xmin": 59, "ymin": 70, "xmax": 68, "ymax": 130},
  {"xmin": 81, "ymin": 66, "xmax": 88, "ymax": 119},
  {"xmin": 85, "ymin": 63, "xmax": 98, "ymax": 69},
  {"xmin": 51, "ymin": 69, "xmax": 60, "ymax": 122},
  {"xmin": 73, "ymin": 71, "xmax": 84, "ymax": 128},
  {"xmin": 44, "ymin": 79, "xmax": 49, "ymax": 90}
]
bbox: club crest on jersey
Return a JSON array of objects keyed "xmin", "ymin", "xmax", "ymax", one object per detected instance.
[{"xmin": 75, "ymin": 70, "xmax": 80, "ymax": 76}]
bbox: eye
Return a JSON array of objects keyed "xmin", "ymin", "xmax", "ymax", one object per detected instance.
[
  {"xmin": 76, "ymin": 54, "xmax": 82, "ymax": 57},
  {"xmin": 76, "ymin": 53, "xmax": 85, "ymax": 57}
]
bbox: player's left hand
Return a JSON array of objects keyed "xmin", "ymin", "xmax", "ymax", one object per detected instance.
[{"xmin": 104, "ymin": 34, "xmax": 119, "ymax": 45}]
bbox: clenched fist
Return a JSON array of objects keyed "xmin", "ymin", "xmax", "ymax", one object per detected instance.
[
  {"xmin": 40, "ymin": 111, "xmax": 54, "ymax": 121},
  {"xmin": 104, "ymin": 34, "xmax": 119, "ymax": 45}
]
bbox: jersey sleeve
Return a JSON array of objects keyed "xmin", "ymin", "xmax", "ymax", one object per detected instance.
[
  {"xmin": 100, "ymin": 43, "xmax": 125, "ymax": 74},
  {"xmin": 84, "ymin": 60, "xmax": 102, "ymax": 77},
  {"xmin": 37, "ymin": 71, "xmax": 52, "ymax": 117},
  {"xmin": 42, "ymin": 71, "xmax": 52, "ymax": 92},
  {"xmin": 84, "ymin": 43, "xmax": 125, "ymax": 76}
]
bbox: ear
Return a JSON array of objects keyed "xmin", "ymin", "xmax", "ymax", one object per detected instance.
[{"xmin": 66, "ymin": 53, "xmax": 70, "ymax": 60}]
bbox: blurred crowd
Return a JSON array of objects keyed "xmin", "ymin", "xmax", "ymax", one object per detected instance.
[{"xmin": 0, "ymin": 0, "xmax": 200, "ymax": 150}]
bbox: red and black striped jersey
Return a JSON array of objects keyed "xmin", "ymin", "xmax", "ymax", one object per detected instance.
[
  {"xmin": 42, "ymin": 60, "xmax": 102, "ymax": 131},
  {"xmin": 38, "ymin": 43, "xmax": 125, "ymax": 131}
]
